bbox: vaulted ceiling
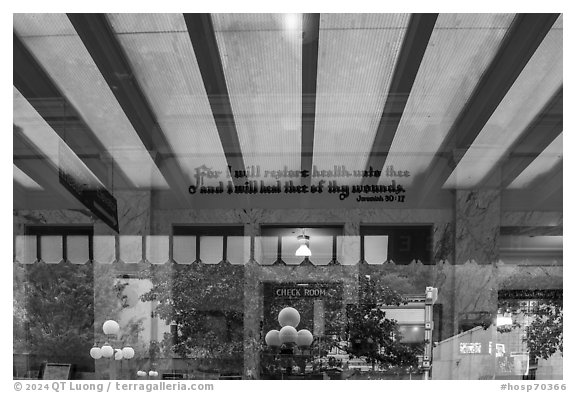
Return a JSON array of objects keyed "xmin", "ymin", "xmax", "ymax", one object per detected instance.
[{"xmin": 13, "ymin": 13, "xmax": 562, "ymax": 212}]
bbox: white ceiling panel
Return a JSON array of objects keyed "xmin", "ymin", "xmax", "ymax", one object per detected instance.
[
  {"xmin": 13, "ymin": 13, "xmax": 168, "ymax": 189},
  {"xmin": 508, "ymin": 133, "xmax": 562, "ymax": 189},
  {"xmin": 13, "ymin": 87, "xmax": 103, "ymax": 189},
  {"xmin": 13, "ymin": 164, "xmax": 43, "ymax": 190},
  {"xmin": 313, "ymin": 14, "xmax": 409, "ymax": 185},
  {"xmin": 107, "ymin": 13, "xmax": 187, "ymax": 33},
  {"xmin": 445, "ymin": 15, "xmax": 563, "ymax": 189},
  {"xmin": 213, "ymin": 14, "xmax": 302, "ymax": 183},
  {"xmin": 108, "ymin": 13, "xmax": 230, "ymax": 186},
  {"xmin": 381, "ymin": 14, "xmax": 515, "ymax": 187}
]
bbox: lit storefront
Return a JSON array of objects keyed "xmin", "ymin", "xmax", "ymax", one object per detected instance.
[{"xmin": 13, "ymin": 13, "xmax": 562, "ymax": 380}]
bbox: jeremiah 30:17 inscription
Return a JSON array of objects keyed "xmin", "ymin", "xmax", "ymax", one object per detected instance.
[{"xmin": 188, "ymin": 164, "xmax": 409, "ymax": 202}]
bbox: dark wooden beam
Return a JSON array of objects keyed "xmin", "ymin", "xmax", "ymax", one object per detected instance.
[
  {"xmin": 482, "ymin": 87, "xmax": 562, "ymax": 189},
  {"xmin": 67, "ymin": 13, "xmax": 191, "ymax": 205},
  {"xmin": 183, "ymin": 13, "xmax": 246, "ymax": 185},
  {"xmin": 14, "ymin": 124, "xmax": 121, "ymax": 231},
  {"xmin": 301, "ymin": 13, "xmax": 320, "ymax": 187},
  {"xmin": 13, "ymin": 33, "xmax": 132, "ymax": 190},
  {"xmin": 414, "ymin": 13, "xmax": 560, "ymax": 201},
  {"xmin": 362, "ymin": 13, "xmax": 438, "ymax": 186}
]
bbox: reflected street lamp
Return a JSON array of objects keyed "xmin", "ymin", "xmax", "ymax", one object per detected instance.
[
  {"xmin": 90, "ymin": 320, "xmax": 134, "ymax": 379},
  {"xmin": 136, "ymin": 370, "xmax": 159, "ymax": 379},
  {"xmin": 264, "ymin": 307, "xmax": 315, "ymax": 377}
]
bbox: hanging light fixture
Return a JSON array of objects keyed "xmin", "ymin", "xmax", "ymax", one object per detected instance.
[{"xmin": 295, "ymin": 230, "xmax": 312, "ymax": 257}]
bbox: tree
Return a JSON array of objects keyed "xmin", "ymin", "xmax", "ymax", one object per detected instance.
[
  {"xmin": 525, "ymin": 301, "xmax": 563, "ymax": 359},
  {"xmin": 498, "ymin": 294, "xmax": 563, "ymax": 360},
  {"xmin": 13, "ymin": 263, "xmax": 29, "ymax": 354},
  {"xmin": 140, "ymin": 262, "xmax": 244, "ymax": 371},
  {"xmin": 341, "ymin": 275, "xmax": 422, "ymax": 370},
  {"xmin": 15, "ymin": 262, "xmax": 97, "ymax": 361},
  {"xmin": 13, "ymin": 261, "xmax": 134, "ymax": 371}
]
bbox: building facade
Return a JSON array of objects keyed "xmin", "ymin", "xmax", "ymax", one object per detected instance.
[{"xmin": 13, "ymin": 13, "xmax": 563, "ymax": 380}]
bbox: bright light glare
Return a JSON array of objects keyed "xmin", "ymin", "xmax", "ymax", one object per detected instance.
[
  {"xmin": 285, "ymin": 14, "xmax": 299, "ymax": 30},
  {"xmin": 496, "ymin": 315, "xmax": 513, "ymax": 326},
  {"xmin": 295, "ymin": 244, "xmax": 312, "ymax": 257}
]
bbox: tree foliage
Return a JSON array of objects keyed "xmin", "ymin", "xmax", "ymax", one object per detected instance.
[
  {"xmin": 141, "ymin": 265, "xmax": 423, "ymax": 372},
  {"xmin": 525, "ymin": 302, "xmax": 563, "ymax": 359},
  {"xmin": 498, "ymin": 294, "xmax": 563, "ymax": 360},
  {"xmin": 140, "ymin": 263, "xmax": 244, "ymax": 362},
  {"xmin": 13, "ymin": 262, "xmax": 130, "ymax": 366},
  {"xmin": 341, "ymin": 275, "xmax": 422, "ymax": 369},
  {"xmin": 15, "ymin": 263, "xmax": 95, "ymax": 357}
]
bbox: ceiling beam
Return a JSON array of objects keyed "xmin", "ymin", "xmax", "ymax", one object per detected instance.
[
  {"xmin": 67, "ymin": 13, "xmax": 191, "ymax": 206},
  {"xmin": 14, "ymin": 124, "xmax": 120, "ymax": 231},
  {"xmin": 301, "ymin": 13, "xmax": 320, "ymax": 187},
  {"xmin": 13, "ymin": 33, "xmax": 132, "ymax": 190},
  {"xmin": 14, "ymin": 126, "xmax": 87, "ymax": 209},
  {"xmin": 414, "ymin": 13, "xmax": 560, "ymax": 202},
  {"xmin": 362, "ymin": 13, "xmax": 438, "ymax": 186},
  {"xmin": 183, "ymin": 13, "xmax": 246, "ymax": 186},
  {"xmin": 481, "ymin": 87, "xmax": 562, "ymax": 189}
]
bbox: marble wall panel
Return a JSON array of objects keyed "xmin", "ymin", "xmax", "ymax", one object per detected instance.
[
  {"xmin": 453, "ymin": 262, "xmax": 497, "ymax": 315},
  {"xmin": 116, "ymin": 190, "xmax": 152, "ymax": 235},
  {"xmin": 500, "ymin": 226, "xmax": 562, "ymax": 236},
  {"xmin": 452, "ymin": 189, "xmax": 500, "ymax": 362},
  {"xmin": 455, "ymin": 190, "xmax": 501, "ymax": 264},
  {"xmin": 13, "ymin": 190, "xmax": 153, "ymax": 236},
  {"xmin": 434, "ymin": 222, "xmax": 455, "ymax": 263},
  {"xmin": 13, "ymin": 209, "xmax": 95, "ymax": 228},
  {"xmin": 501, "ymin": 211, "xmax": 562, "ymax": 227},
  {"xmin": 152, "ymin": 208, "xmax": 453, "ymax": 234},
  {"xmin": 496, "ymin": 263, "xmax": 563, "ymax": 290}
]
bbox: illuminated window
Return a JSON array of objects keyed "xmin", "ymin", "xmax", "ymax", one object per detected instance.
[{"xmin": 360, "ymin": 226, "xmax": 433, "ymax": 265}]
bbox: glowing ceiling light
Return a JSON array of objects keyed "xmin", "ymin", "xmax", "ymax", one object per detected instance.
[{"xmin": 295, "ymin": 232, "xmax": 312, "ymax": 257}]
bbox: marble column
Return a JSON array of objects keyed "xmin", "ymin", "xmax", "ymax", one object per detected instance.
[
  {"xmin": 455, "ymin": 189, "xmax": 500, "ymax": 264},
  {"xmin": 242, "ymin": 211, "xmax": 262, "ymax": 379},
  {"xmin": 93, "ymin": 190, "xmax": 152, "ymax": 379},
  {"xmin": 341, "ymin": 221, "xmax": 360, "ymax": 265},
  {"xmin": 243, "ymin": 263, "xmax": 263, "ymax": 380},
  {"xmin": 453, "ymin": 189, "xmax": 500, "ymax": 316},
  {"xmin": 449, "ymin": 189, "xmax": 501, "ymax": 379}
]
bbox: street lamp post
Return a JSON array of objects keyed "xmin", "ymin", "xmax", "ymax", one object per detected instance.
[
  {"xmin": 90, "ymin": 320, "xmax": 135, "ymax": 379},
  {"xmin": 264, "ymin": 307, "xmax": 314, "ymax": 378},
  {"xmin": 422, "ymin": 287, "xmax": 438, "ymax": 380}
]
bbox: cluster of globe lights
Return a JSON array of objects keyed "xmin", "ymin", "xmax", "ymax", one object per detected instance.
[
  {"xmin": 136, "ymin": 370, "xmax": 159, "ymax": 378},
  {"xmin": 265, "ymin": 307, "xmax": 314, "ymax": 348},
  {"xmin": 89, "ymin": 320, "xmax": 135, "ymax": 362}
]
